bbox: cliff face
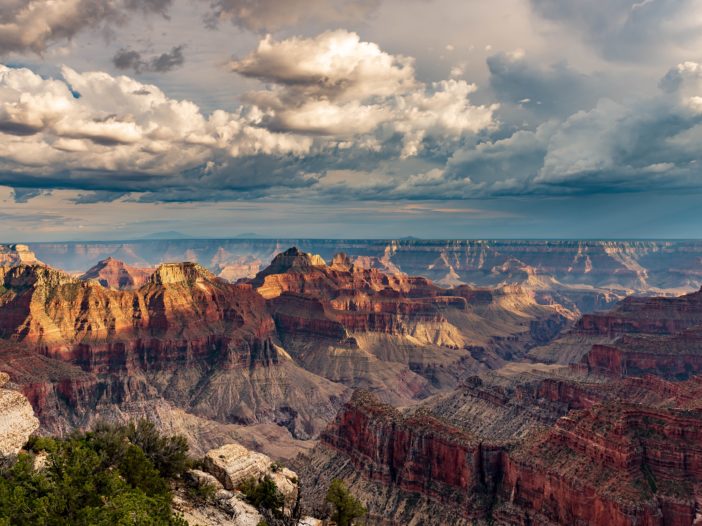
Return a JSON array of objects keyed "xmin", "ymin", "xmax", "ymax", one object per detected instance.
[
  {"xmin": 502, "ymin": 402, "xmax": 702, "ymax": 526},
  {"xmin": 0, "ymin": 262, "xmax": 345, "ymax": 444},
  {"xmin": 302, "ymin": 376, "xmax": 702, "ymax": 526},
  {"xmin": 297, "ymin": 390, "xmax": 503, "ymax": 525}
]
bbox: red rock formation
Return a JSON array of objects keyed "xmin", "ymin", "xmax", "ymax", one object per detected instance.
[
  {"xmin": 320, "ymin": 391, "xmax": 503, "ymax": 521},
  {"xmin": 502, "ymin": 402, "xmax": 702, "ymax": 526},
  {"xmin": 304, "ymin": 375, "xmax": 702, "ymax": 526},
  {"xmin": 252, "ymin": 247, "xmax": 571, "ymax": 404},
  {"xmin": 584, "ymin": 330, "xmax": 702, "ymax": 379},
  {"xmin": 80, "ymin": 257, "xmax": 153, "ymax": 289},
  {"xmin": 533, "ymin": 286, "xmax": 702, "ymax": 368},
  {"xmin": 0, "ymin": 262, "xmax": 345, "ymax": 440},
  {"xmin": 577, "ymin": 288, "xmax": 702, "ymax": 338}
]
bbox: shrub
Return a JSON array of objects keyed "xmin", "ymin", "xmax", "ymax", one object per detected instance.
[
  {"xmin": 241, "ymin": 475, "xmax": 285, "ymax": 513},
  {"xmin": 0, "ymin": 421, "xmax": 189, "ymax": 525},
  {"xmin": 325, "ymin": 479, "xmax": 367, "ymax": 526}
]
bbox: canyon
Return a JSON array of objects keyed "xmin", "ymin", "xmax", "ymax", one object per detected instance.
[
  {"xmin": 0, "ymin": 245, "xmax": 568, "ymax": 457},
  {"xmin": 296, "ymin": 278, "xmax": 702, "ymax": 525},
  {"xmin": 1, "ymin": 241, "xmax": 702, "ymax": 524}
]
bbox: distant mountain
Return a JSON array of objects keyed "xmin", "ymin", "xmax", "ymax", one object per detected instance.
[
  {"xmin": 139, "ymin": 231, "xmax": 191, "ymax": 240},
  {"xmin": 234, "ymin": 233, "xmax": 266, "ymax": 239}
]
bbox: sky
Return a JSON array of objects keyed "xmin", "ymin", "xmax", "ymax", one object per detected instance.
[{"xmin": 1, "ymin": 0, "xmax": 702, "ymax": 241}]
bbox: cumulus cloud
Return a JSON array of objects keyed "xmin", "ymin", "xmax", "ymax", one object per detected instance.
[
  {"xmin": 231, "ymin": 30, "xmax": 497, "ymax": 156},
  {"xmin": 204, "ymin": 0, "xmax": 380, "ymax": 32},
  {"xmin": 113, "ymin": 45, "xmax": 185, "ymax": 73},
  {"xmin": 0, "ymin": 63, "xmax": 313, "ymax": 199},
  {"xmin": 440, "ymin": 60, "xmax": 702, "ymax": 197},
  {"xmin": 312, "ymin": 59, "xmax": 702, "ymax": 201},
  {"xmin": 0, "ymin": 0, "xmax": 172, "ymax": 55}
]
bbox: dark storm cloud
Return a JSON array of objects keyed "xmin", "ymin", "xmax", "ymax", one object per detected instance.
[
  {"xmin": 0, "ymin": 0, "xmax": 173, "ymax": 55},
  {"xmin": 529, "ymin": 0, "xmax": 701, "ymax": 61},
  {"xmin": 487, "ymin": 52, "xmax": 603, "ymax": 118},
  {"xmin": 112, "ymin": 45, "xmax": 185, "ymax": 73}
]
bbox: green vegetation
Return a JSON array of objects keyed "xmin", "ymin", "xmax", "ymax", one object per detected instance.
[
  {"xmin": 0, "ymin": 420, "xmax": 189, "ymax": 526},
  {"xmin": 241, "ymin": 475, "xmax": 285, "ymax": 513},
  {"xmin": 325, "ymin": 479, "xmax": 367, "ymax": 526}
]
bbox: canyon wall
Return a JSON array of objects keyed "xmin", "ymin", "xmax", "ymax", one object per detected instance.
[{"xmin": 303, "ymin": 377, "xmax": 702, "ymax": 526}]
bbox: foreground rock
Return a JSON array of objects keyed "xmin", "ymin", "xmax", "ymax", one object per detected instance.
[
  {"xmin": 0, "ymin": 372, "xmax": 39, "ymax": 458},
  {"xmin": 175, "ymin": 440, "xmax": 324, "ymax": 526},
  {"xmin": 204, "ymin": 442, "xmax": 298, "ymax": 501}
]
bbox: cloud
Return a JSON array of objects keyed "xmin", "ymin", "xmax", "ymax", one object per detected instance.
[
  {"xmin": 0, "ymin": 63, "xmax": 313, "ymax": 198},
  {"xmin": 529, "ymin": 0, "xmax": 702, "ymax": 61},
  {"xmin": 313, "ymin": 59, "xmax": 702, "ymax": 201},
  {"xmin": 231, "ymin": 30, "xmax": 497, "ymax": 156},
  {"xmin": 0, "ymin": 30, "xmax": 498, "ymax": 203},
  {"xmin": 0, "ymin": 0, "xmax": 173, "ymax": 55},
  {"xmin": 487, "ymin": 50, "xmax": 602, "ymax": 118},
  {"xmin": 443, "ymin": 60, "xmax": 702, "ymax": 196},
  {"xmin": 113, "ymin": 45, "xmax": 185, "ymax": 73},
  {"xmin": 204, "ymin": 0, "xmax": 380, "ymax": 32}
]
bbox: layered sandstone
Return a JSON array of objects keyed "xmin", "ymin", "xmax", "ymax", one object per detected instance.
[
  {"xmin": 531, "ymin": 286, "xmax": 702, "ymax": 372},
  {"xmin": 251, "ymin": 248, "xmax": 572, "ymax": 405},
  {"xmin": 501, "ymin": 402, "xmax": 702, "ymax": 526},
  {"xmin": 301, "ymin": 390, "xmax": 502, "ymax": 524},
  {"xmin": 0, "ymin": 262, "xmax": 345, "ymax": 443},
  {"xmin": 301, "ymin": 373, "xmax": 702, "ymax": 526},
  {"xmin": 204, "ymin": 442, "xmax": 298, "ymax": 500},
  {"xmin": 0, "ymin": 244, "xmax": 43, "ymax": 267}
]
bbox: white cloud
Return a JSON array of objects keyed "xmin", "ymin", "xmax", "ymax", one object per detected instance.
[
  {"xmin": 232, "ymin": 30, "xmax": 417, "ymax": 103},
  {"xmin": 0, "ymin": 64, "xmax": 312, "ymax": 185},
  {"xmin": 231, "ymin": 30, "xmax": 497, "ymax": 156}
]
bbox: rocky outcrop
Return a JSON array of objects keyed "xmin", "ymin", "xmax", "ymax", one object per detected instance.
[
  {"xmin": 204, "ymin": 442, "xmax": 298, "ymax": 501},
  {"xmin": 80, "ymin": 257, "xmax": 153, "ymax": 289},
  {"xmin": 0, "ymin": 372, "xmax": 39, "ymax": 458},
  {"xmin": 0, "ymin": 244, "xmax": 43, "ymax": 267}
]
